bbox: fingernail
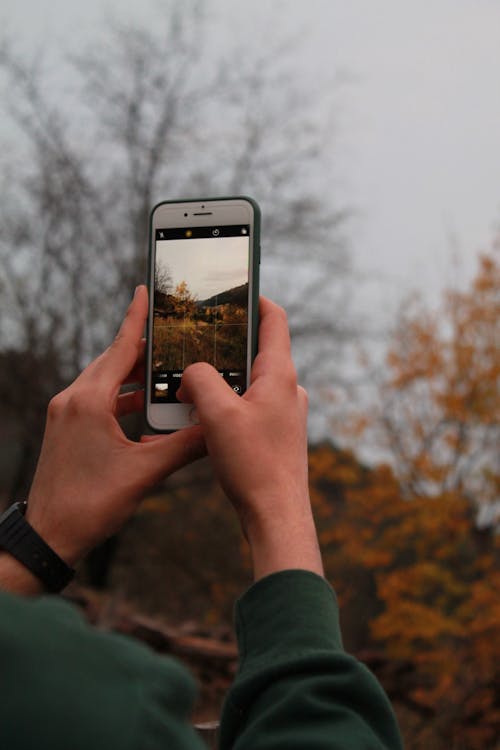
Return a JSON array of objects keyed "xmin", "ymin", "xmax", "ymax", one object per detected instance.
[{"xmin": 134, "ymin": 285, "xmax": 141, "ymax": 298}]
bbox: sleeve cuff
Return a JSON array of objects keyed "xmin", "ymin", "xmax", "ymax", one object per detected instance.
[{"xmin": 235, "ymin": 569, "xmax": 343, "ymax": 673}]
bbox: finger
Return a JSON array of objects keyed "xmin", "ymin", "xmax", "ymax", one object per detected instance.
[
  {"xmin": 136, "ymin": 425, "xmax": 207, "ymax": 480},
  {"xmin": 258, "ymin": 296, "xmax": 291, "ymax": 355},
  {"xmin": 125, "ymin": 362, "xmax": 145, "ymax": 387},
  {"xmin": 125, "ymin": 339, "xmax": 146, "ymax": 385},
  {"xmin": 178, "ymin": 362, "xmax": 241, "ymax": 425},
  {"xmin": 250, "ymin": 297, "xmax": 294, "ymax": 383},
  {"xmin": 115, "ymin": 389, "xmax": 144, "ymax": 418},
  {"xmin": 84, "ymin": 286, "xmax": 148, "ymax": 392},
  {"xmin": 297, "ymin": 385, "xmax": 309, "ymax": 421}
]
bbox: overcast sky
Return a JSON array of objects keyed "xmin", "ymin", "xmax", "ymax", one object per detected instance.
[
  {"xmin": 2, "ymin": 0, "xmax": 500, "ymax": 317},
  {"xmin": 157, "ymin": 236, "xmax": 248, "ymax": 299}
]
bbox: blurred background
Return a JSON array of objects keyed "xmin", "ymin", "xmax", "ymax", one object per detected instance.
[{"xmin": 0, "ymin": 1, "xmax": 498, "ymax": 747}]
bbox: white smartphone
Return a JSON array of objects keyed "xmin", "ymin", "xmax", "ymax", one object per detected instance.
[{"xmin": 145, "ymin": 197, "xmax": 261, "ymax": 431}]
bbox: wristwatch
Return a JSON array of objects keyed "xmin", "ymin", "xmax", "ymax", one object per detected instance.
[{"xmin": 0, "ymin": 502, "xmax": 75, "ymax": 592}]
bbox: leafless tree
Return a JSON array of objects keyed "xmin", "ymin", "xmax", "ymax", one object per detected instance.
[
  {"xmin": 0, "ymin": 2, "xmax": 355, "ymax": 501},
  {"xmin": 155, "ymin": 261, "xmax": 173, "ymax": 297}
]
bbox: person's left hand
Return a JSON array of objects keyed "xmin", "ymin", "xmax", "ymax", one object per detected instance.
[{"xmin": 23, "ymin": 285, "xmax": 205, "ymax": 569}]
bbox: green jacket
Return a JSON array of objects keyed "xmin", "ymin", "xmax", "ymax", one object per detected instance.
[{"xmin": 0, "ymin": 570, "xmax": 403, "ymax": 749}]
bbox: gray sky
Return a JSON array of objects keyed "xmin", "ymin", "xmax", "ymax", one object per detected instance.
[
  {"xmin": 157, "ymin": 236, "xmax": 248, "ymax": 300},
  {"xmin": 2, "ymin": 0, "xmax": 499, "ymax": 315}
]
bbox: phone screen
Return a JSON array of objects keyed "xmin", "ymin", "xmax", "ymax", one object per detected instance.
[{"xmin": 152, "ymin": 224, "xmax": 250, "ymax": 403}]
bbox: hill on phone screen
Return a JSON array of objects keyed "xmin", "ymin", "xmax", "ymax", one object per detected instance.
[{"xmin": 197, "ymin": 283, "xmax": 248, "ymax": 309}]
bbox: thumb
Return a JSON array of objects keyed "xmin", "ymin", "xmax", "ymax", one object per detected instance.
[
  {"xmin": 136, "ymin": 426, "xmax": 206, "ymax": 481},
  {"xmin": 178, "ymin": 362, "xmax": 240, "ymax": 426}
]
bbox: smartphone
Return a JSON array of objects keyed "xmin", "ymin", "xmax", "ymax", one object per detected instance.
[{"xmin": 145, "ymin": 197, "xmax": 260, "ymax": 431}]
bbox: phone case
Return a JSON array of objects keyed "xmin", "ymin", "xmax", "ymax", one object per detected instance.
[{"xmin": 146, "ymin": 196, "xmax": 261, "ymax": 432}]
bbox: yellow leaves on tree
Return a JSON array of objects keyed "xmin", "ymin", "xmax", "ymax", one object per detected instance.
[
  {"xmin": 372, "ymin": 252, "xmax": 499, "ymax": 742},
  {"xmin": 173, "ymin": 280, "xmax": 197, "ymax": 317},
  {"xmin": 310, "ymin": 249, "xmax": 500, "ymax": 748},
  {"xmin": 310, "ymin": 439, "xmax": 499, "ymax": 749},
  {"xmin": 381, "ymin": 250, "xmax": 500, "ymax": 506}
]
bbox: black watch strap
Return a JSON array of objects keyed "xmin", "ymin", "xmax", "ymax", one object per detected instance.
[{"xmin": 0, "ymin": 502, "xmax": 75, "ymax": 592}]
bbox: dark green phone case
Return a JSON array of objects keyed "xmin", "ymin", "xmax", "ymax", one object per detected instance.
[{"xmin": 146, "ymin": 196, "xmax": 261, "ymax": 432}]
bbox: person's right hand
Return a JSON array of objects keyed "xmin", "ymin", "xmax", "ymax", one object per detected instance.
[{"xmin": 177, "ymin": 297, "xmax": 323, "ymax": 581}]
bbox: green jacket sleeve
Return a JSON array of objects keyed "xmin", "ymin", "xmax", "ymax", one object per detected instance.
[
  {"xmin": 219, "ymin": 570, "xmax": 403, "ymax": 750},
  {"xmin": 0, "ymin": 590, "xmax": 205, "ymax": 750}
]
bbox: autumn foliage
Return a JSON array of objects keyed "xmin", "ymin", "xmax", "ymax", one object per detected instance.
[
  {"xmin": 310, "ymin": 444, "xmax": 499, "ymax": 749},
  {"xmin": 310, "ymin": 249, "xmax": 499, "ymax": 748},
  {"xmin": 380, "ymin": 251, "xmax": 499, "ymax": 504}
]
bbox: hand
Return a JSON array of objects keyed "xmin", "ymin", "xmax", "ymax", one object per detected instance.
[
  {"xmin": 6, "ymin": 286, "xmax": 204, "ymax": 589},
  {"xmin": 177, "ymin": 297, "xmax": 323, "ymax": 581}
]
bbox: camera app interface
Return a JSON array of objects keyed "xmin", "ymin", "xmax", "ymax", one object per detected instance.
[{"xmin": 152, "ymin": 225, "xmax": 250, "ymax": 402}]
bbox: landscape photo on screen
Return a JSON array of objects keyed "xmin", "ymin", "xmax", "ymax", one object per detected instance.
[{"xmin": 152, "ymin": 230, "xmax": 249, "ymax": 402}]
